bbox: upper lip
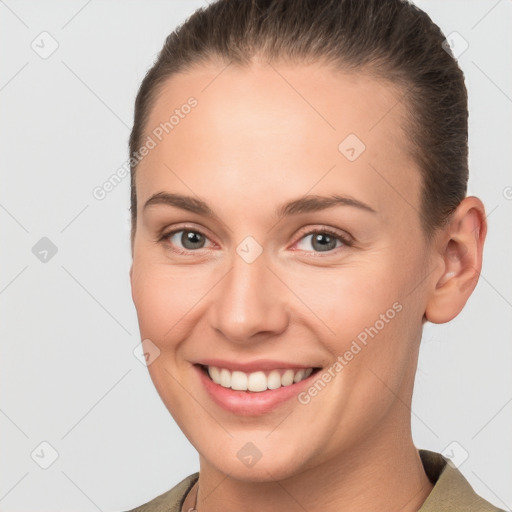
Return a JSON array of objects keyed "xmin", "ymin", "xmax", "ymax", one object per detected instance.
[{"xmin": 194, "ymin": 358, "xmax": 319, "ymax": 373}]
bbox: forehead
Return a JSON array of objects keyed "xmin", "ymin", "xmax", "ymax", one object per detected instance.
[{"xmin": 136, "ymin": 61, "xmax": 421, "ymax": 224}]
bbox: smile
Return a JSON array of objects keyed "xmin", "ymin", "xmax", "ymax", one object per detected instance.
[
  {"xmin": 194, "ymin": 360, "xmax": 323, "ymax": 415},
  {"xmin": 204, "ymin": 365, "xmax": 315, "ymax": 392}
]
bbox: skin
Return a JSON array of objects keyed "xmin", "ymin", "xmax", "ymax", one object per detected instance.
[{"xmin": 129, "ymin": 60, "xmax": 486, "ymax": 512}]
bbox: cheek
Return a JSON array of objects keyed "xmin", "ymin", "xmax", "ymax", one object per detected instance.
[
  {"xmin": 130, "ymin": 261, "xmax": 184, "ymax": 342},
  {"xmin": 288, "ymin": 259, "xmax": 404, "ymax": 339},
  {"xmin": 289, "ymin": 253, "xmax": 422, "ymax": 392},
  {"xmin": 130, "ymin": 256, "xmax": 219, "ymax": 348}
]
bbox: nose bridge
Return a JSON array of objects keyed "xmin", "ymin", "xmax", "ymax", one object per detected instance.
[{"xmin": 209, "ymin": 243, "xmax": 287, "ymax": 342}]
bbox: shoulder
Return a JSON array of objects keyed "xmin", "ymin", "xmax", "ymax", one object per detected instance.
[
  {"xmin": 124, "ymin": 473, "xmax": 199, "ymax": 512},
  {"xmin": 418, "ymin": 449, "xmax": 506, "ymax": 512}
]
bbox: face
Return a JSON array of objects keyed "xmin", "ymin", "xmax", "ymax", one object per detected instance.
[{"xmin": 130, "ymin": 61, "xmax": 434, "ymax": 481}]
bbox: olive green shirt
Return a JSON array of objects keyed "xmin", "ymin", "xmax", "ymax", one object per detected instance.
[{"xmin": 126, "ymin": 449, "xmax": 505, "ymax": 511}]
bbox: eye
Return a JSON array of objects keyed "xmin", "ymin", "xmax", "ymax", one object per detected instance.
[
  {"xmin": 294, "ymin": 228, "xmax": 351, "ymax": 254},
  {"xmin": 159, "ymin": 227, "xmax": 214, "ymax": 255},
  {"xmin": 158, "ymin": 225, "xmax": 352, "ymax": 256}
]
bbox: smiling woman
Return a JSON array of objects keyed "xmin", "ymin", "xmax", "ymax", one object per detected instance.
[{"xmin": 125, "ymin": 1, "xmax": 503, "ymax": 511}]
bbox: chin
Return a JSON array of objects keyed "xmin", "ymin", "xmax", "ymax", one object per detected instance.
[{"xmin": 197, "ymin": 436, "xmax": 313, "ymax": 483}]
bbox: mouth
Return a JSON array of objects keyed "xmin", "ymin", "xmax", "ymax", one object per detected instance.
[
  {"xmin": 191, "ymin": 355, "xmax": 326, "ymax": 415},
  {"xmin": 198, "ymin": 364, "xmax": 321, "ymax": 393}
]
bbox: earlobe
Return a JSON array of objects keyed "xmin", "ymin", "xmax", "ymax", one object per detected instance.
[{"xmin": 424, "ymin": 197, "xmax": 487, "ymax": 324}]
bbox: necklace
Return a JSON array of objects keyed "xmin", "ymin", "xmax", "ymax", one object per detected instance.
[
  {"xmin": 193, "ymin": 481, "xmax": 198, "ymax": 511},
  {"xmin": 182, "ymin": 480, "xmax": 199, "ymax": 512}
]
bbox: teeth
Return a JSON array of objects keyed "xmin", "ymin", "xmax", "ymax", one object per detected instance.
[{"xmin": 206, "ymin": 365, "xmax": 314, "ymax": 392}]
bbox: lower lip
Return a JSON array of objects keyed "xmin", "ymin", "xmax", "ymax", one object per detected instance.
[{"xmin": 195, "ymin": 365, "xmax": 318, "ymax": 416}]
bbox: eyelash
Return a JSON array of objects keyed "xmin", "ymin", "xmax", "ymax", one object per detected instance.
[{"xmin": 157, "ymin": 224, "xmax": 353, "ymax": 257}]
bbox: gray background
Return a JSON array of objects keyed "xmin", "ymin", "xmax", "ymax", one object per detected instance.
[{"xmin": 0, "ymin": 0, "xmax": 511, "ymax": 510}]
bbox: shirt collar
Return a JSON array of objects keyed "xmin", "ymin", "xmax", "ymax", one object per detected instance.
[{"xmin": 417, "ymin": 449, "xmax": 503, "ymax": 511}]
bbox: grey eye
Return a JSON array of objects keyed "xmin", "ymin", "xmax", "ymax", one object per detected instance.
[
  {"xmin": 296, "ymin": 232, "xmax": 342, "ymax": 252},
  {"xmin": 169, "ymin": 230, "xmax": 208, "ymax": 250}
]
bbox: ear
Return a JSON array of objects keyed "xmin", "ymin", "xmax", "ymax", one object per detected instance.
[{"xmin": 425, "ymin": 196, "xmax": 487, "ymax": 324}]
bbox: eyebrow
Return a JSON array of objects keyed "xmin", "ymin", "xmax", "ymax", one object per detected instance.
[{"xmin": 143, "ymin": 191, "xmax": 377, "ymax": 219}]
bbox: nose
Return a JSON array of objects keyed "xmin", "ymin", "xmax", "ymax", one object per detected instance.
[{"xmin": 208, "ymin": 251, "xmax": 289, "ymax": 345}]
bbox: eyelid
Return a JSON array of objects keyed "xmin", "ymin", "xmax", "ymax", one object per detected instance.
[
  {"xmin": 156, "ymin": 223, "xmax": 217, "ymax": 251},
  {"xmin": 292, "ymin": 225, "xmax": 354, "ymax": 247},
  {"xmin": 157, "ymin": 223, "xmax": 354, "ymax": 255},
  {"xmin": 288, "ymin": 226, "xmax": 353, "ymax": 256}
]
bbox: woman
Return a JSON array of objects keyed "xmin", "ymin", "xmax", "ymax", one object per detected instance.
[{"xmin": 126, "ymin": 0, "xmax": 503, "ymax": 510}]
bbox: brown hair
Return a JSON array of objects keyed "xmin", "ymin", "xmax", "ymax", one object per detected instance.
[{"xmin": 129, "ymin": 0, "xmax": 468, "ymax": 244}]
